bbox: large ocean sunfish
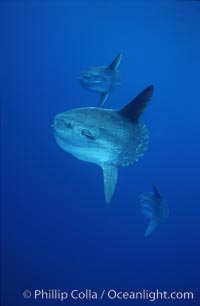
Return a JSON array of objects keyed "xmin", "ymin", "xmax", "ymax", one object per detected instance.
[
  {"xmin": 79, "ymin": 53, "xmax": 122, "ymax": 106},
  {"xmin": 139, "ymin": 184, "xmax": 169, "ymax": 237},
  {"xmin": 53, "ymin": 85, "xmax": 154, "ymax": 203}
]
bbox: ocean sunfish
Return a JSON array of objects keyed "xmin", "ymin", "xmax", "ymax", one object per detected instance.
[
  {"xmin": 79, "ymin": 52, "xmax": 122, "ymax": 106},
  {"xmin": 53, "ymin": 85, "xmax": 154, "ymax": 203},
  {"xmin": 139, "ymin": 184, "xmax": 169, "ymax": 237}
]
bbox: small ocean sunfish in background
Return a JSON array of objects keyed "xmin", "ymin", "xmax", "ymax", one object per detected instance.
[
  {"xmin": 139, "ymin": 184, "xmax": 169, "ymax": 237},
  {"xmin": 79, "ymin": 52, "xmax": 122, "ymax": 106}
]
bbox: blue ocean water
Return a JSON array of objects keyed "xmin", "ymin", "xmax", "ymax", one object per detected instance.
[{"xmin": 1, "ymin": 0, "xmax": 200, "ymax": 305}]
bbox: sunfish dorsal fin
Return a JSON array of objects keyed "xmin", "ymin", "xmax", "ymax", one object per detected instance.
[
  {"xmin": 118, "ymin": 85, "xmax": 154, "ymax": 121},
  {"xmin": 145, "ymin": 219, "xmax": 158, "ymax": 237},
  {"xmin": 109, "ymin": 52, "xmax": 122, "ymax": 71},
  {"xmin": 152, "ymin": 183, "xmax": 162, "ymax": 199},
  {"xmin": 101, "ymin": 164, "xmax": 118, "ymax": 203},
  {"xmin": 100, "ymin": 92, "xmax": 109, "ymax": 106}
]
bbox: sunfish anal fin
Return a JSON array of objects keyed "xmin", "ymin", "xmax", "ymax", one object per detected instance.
[
  {"xmin": 101, "ymin": 164, "xmax": 118, "ymax": 203},
  {"xmin": 145, "ymin": 219, "xmax": 158, "ymax": 237},
  {"xmin": 100, "ymin": 92, "xmax": 109, "ymax": 106}
]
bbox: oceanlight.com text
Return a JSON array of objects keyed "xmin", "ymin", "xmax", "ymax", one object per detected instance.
[{"xmin": 22, "ymin": 288, "xmax": 194, "ymax": 302}]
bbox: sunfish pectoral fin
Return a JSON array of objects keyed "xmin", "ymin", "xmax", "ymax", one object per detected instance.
[
  {"xmin": 100, "ymin": 92, "xmax": 109, "ymax": 106},
  {"xmin": 109, "ymin": 52, "xmax": 122, "ymax": 71},
  {"xmin": 145, "ymin": 219, "xmax": 158, "ymax": 237},
  {"xmin": 101, "ymin": 164, "xmax": 118, "ymax": 203}
]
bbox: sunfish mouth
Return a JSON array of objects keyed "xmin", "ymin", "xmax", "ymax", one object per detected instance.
[{"xmin": 52, "ymin": 115, "xmax": 67, "ymax": 134}]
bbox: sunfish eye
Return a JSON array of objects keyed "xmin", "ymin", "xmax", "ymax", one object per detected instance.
[
  {"xmin": 81, "ymin": 129, "xmax": 96, "ymax": 140},
  {"xmin": 64, "ymin": 122, "xmax": 72, "ymax": 128}
]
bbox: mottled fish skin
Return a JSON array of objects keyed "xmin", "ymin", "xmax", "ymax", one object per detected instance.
[
  {"xmin": 53, "ymin": 85, "xmax": 154, "ymax": 203},
  {"xmin": 139, "ymin": 184, "xmax": 169, "ymax": 237},
  {"xmin": 79, "ymin": 53, "xmax": 122, "ymax": 106},
  {"xmin": 53, "ymin": 108, "xmax": 148, "ymax": 166}
]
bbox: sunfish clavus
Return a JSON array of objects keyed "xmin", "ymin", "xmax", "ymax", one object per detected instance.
[
  {"xmin": 53, "ymin": 85, "xmax": 154, "ymax": 203},
  {"xmin": 139, "ymin": 184, "xmax": 169, "ymax": 237},
  {"xmin": 79, "ymin": 53, "xmax": 122, "ymax": 106}
]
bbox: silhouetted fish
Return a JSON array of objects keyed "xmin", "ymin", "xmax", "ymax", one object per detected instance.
[
  {"xmin": 79, "ymin": 53, "xmax": 122, "ymax": 106},
  {"xmin": 139, "ymin": 184, "xmax": 169, "ymax": 237}
]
